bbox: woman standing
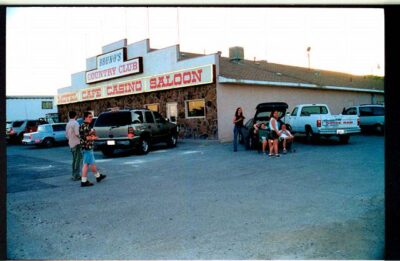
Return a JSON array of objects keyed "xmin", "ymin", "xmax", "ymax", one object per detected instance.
[
  {"xmin": 268, "ymin": 110, "xmax": 281, "ymax": 157},
  {"xmin": 232, "ymin": 107, "xmax": 245, "ymax": 152}
]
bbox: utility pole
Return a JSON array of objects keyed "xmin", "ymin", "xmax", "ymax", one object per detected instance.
[{"xmin": 307, "ymin": 46, "xmax": 311, "ymax": 70}]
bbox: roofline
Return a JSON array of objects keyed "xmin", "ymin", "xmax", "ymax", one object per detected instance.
[
  {"xmin": 218, "ymin": 76, "xmax": 384, "ymax": 94},
  {"xmin": 6, "ymin": 95, "xmax": 55, "ymax": 99}
]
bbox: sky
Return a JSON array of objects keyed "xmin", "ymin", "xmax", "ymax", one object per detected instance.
[{"xmin": 6, "ymin": 7, "xmax": 384, "ymax": 96}]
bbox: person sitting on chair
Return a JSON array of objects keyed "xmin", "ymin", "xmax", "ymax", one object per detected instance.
[
  {"xmin": 257, "ymin": 123, "xmax": 269, "ymax": 155},
  {"xmin": 279, "ymin": 124, "xmax": 294, "ymax": 154}
]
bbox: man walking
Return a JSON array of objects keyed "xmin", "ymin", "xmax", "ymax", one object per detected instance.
[
  {"xmin": 79, "ymin": 111, "xmax": 106, "ymax": 187},
  {"xmin": 66, "ymin": 111, "xmax": 82, "ymax": 181}
]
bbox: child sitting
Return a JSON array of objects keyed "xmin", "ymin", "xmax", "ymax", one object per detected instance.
[{"xmin": 279, "ymin": 124, "xmax": 294, "ymax": 154}]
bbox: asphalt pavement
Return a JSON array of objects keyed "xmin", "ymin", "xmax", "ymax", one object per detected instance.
[{"xmin": 6, "ymin": 134, "xmax": 384, "ymax": 259}]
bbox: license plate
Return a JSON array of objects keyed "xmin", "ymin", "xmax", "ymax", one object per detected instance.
[
  {"xmin": 107, "ymin": 140, "xmax": 115, "ymax": 145},
  {"xmin": 337, "ymin": 129, "xmax": 345, "ymax": 134}
]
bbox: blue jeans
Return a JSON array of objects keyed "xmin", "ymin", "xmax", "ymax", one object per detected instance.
[{"xmin": 233, "ymin": 125, "xmax": 244, "ymax": 151}]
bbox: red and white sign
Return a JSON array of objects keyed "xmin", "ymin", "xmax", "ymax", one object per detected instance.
[
  {"xmin": 86, "ymin": 49, "xmax": 143, "ymax": 84},
  {"xmin": 58, "ymin": 65, "xmax": 214, "ymax": 105}
]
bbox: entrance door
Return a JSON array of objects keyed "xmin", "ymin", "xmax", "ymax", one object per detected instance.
[{"xmin": 166, "ymin": 102, "xmax": 178, "ymax": 124}]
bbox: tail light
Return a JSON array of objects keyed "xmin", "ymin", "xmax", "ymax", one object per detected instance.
[
  {"xmin": 128, "ymin": 127, "xmax": 135, "ymax": 138},
  {"xmin": 317, "ymin": 120, "xmax": 321, "ymax": 127},
  {"xmin": 9, "ymin": 128, "xmax": 15, "ymax": 134},
  {"xmin": 357, "ymin": 118, "xmax": 360, "ymax": 126},
  {"xmin": 29, "ymin": 134, "xmax": 32, "ymax": 139}
]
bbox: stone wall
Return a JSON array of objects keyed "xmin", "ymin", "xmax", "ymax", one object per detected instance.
[{"xmin": 58, "ymin": 84, "xmax": 218, "ymax": 139}]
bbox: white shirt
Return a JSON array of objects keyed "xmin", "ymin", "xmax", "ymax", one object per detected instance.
[{"xmin": 66, "ymin": 119, "xmax": 80, "ymax": 148}]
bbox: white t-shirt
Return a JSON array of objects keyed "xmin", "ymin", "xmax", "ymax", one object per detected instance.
[{"xmin": 279, "ymin": 130, "xmax": 292, "ymax": 139}]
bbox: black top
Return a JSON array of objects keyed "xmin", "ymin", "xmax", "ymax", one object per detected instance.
[{"xmin": 234, "ymin": 115, "xmax": 245, "ymax": 127}]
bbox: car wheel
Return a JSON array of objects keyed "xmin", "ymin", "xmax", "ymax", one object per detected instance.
[
  {"xmin": 305, "ymin": 127, "xmax": 319, "ymax": 144},
  {"xmin": 375, "ymin": 124, "xmax": 384, "ymax": 135},
  {"xmin": 138, "ymin": 138, "xmax": 150, "ymax": 154},
  {"xmin": 339, "ymin": 134, "xmax": 350, "ymax": 144},
  {"xmin": 18, "ymin": 132, "xmax": 25, "ymax": 143},
  {"xmin": 42, "ymin": 138, "xmax": 54, "ymax": 148},
  {"xmin": 101, "ymin": 148, "xmax": 114, "ymax": 157},
  {"xmin": 167, "ymin": 134, "xmax": 177, "ymax": 148}
]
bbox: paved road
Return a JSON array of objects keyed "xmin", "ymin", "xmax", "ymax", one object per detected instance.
[{"xmin": 6, "ymin": 134, "xmax": 384, "ymax": 259}]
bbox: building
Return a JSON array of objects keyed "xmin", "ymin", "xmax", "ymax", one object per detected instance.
[
  {"xmin": 6, "ymin": 96, "xmax": 58, "ymax": 122},
  {"xmin": 57, "ymin": 39, "xmax": 384, "ymax": 142}
]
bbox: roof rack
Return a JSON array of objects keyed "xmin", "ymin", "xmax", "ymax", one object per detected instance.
[{"xmin": 106, "ymin": 107, "xmax": 148, "ymax": 112}]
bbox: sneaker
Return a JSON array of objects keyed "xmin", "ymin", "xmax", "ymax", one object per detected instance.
[
  {"xmin": 268, "ymin": 154, "xmax": 273, "ymax": 158},
  {"xmin": 275, "ymin": 154, "xmax": 280, "ymax": 157},
  {"xmin": 283, "ymin": 149, "xmax": 287, "ymax": 154},
  {"xmin": 96, "ymin": 174, "xmax": 107, "ymax": 183},
  {"xmin": 81, "ymin": 180, "xmax": 94, "ymax": 187}
]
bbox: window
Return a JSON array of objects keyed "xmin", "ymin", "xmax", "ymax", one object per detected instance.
[
  {"xmin": 146, "ymin": 103, "xmax": 159, "ymax": 112},
  {"xmin": 301, "ymin": 106, "xmax": 328, "ymax": 116},
  {"xmin": 42, "ymin": 101, "xmax": 53, "ymax": 109},
  {"xmin": 52, "ymin": 124, "xmax": 66, "ymax": 131},
  {"xmin": 372, "ymin": 107, "xmax": 385, "ymax": 116},
  {"xmin": 95, "ymin": 111, "xmax": 132, "ymax": 127},
  {"xmin": 27, "ymin": 121, "xmax": 38, "ymax": 128},
  {"xmin": 186, "ymin": 99, "xmax": 205, "ymax": 118},
  {"xmin": 38, "ymin": 125, "xmax": 52, "ymax": 132},
  {"xmin": 153, "ymin": 111, "xmax": 166, "ymax": 124},
  {"xmin": 132, "ymin": 111, "xmax": 144, "ymax": 124},
  {"xmin": 145, "ymin": 111, "xmax": 155, "ymax": 123},
  {"xmin": 291, "ymin": 107, "xmax": 298, "ymax": 116},
  {"xmin": 12, "ymin": 121, "xmax": 24, "ymax": 127},
  {"xmin": 343, "ymin": 107, "xmax": 357, "ymax": 115},
  {"xmin": 359, "ymin": 107, "xmax": 373, "ymax": 116}
]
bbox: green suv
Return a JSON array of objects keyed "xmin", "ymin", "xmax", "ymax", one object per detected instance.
[{"xmin": 94, "ymin": 109, "xmax": 178, "ymax": 157}]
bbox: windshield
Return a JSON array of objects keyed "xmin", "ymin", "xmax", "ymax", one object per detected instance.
[
  {"xmin": 12, "ymin": 121, "xmax": 24, "ymax": 127},
  {"xmin": 95, "ymin": 111, "xmax": 132, "ymax": 127}
]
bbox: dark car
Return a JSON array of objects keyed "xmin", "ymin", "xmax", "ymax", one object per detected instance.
[
  {"xmin": 242, "ymin": 102, "xmax": 289, "ymax": 150},
  {"xmin": 6, "ymin": 119, "xmax": 48, "ymax": 143},
  {"xmin": 93, "ymin": 108, "xmax": 178, "ymax": 157}
]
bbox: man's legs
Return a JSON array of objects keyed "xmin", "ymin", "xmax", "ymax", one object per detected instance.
[{"xmin": 71, "ymin": 145, "xmax": 82, "ymax": 180}]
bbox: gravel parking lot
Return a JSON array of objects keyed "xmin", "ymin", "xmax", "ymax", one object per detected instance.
[{"xmin": 6, "ymin": 134, "xmax": 384, "ymax": 259}]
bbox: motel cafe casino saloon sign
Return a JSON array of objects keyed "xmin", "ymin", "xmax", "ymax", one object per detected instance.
[{"xmin": 57, "ymin": 64, "xmax": 214, "ymax": 104}]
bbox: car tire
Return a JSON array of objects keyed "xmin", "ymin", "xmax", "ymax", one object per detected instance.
[
  {"xmin": 101, "ymin": 148, "xmax": 114, "ymax": 157},
  {"xmin": 18, "ymin": 132, "xmax": 25, "ymax": 143},
  {"xmin": 375, "ymin": 124, "xmax": 384, "ymax": 135},
  {"xmin": 305, "ymin": 127, "xmax": 319, "ymax": 144},
  {"xmin": 42, "ymin": 138, "xmax": 55, "ymax": 148},
  {"xmin": 138, "ymin": 138, "xmax": 150, "ymax": 154},
  {"xmin": 166, "ymin": 133, "xmax": 177, "ymax": 148},
  {"xmin": 339, "ymin": 134, "xmax": 350, "ymax": 144}
]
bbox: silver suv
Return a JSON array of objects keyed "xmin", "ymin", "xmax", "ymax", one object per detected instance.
[
  {"xmin": 342, "ymin": 104, "xmax": 384, "ymax": 134},
  {"xmin": 94, "ymin": 109, "xmax": 178, "ymax": 157}
]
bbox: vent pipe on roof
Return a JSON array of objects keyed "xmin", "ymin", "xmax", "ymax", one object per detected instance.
[{"xmin": 229, "ymin": 46, "xmax": 244, "ymax": 63}]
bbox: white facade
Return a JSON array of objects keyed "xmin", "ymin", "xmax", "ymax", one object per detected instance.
[{"xmin": 6, "ymin": 96, "xmax": 57, "ymax": 122}]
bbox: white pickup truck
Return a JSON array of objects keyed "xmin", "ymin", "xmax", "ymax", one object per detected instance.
[{"xmin": 284, "ymin": 104, "xmax": 361, "ymax": 144}]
